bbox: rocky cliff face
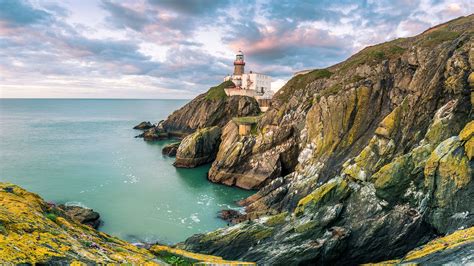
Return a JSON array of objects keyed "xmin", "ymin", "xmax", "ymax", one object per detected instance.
[
  {"xmin": 174, "ymin": 126, "xmax": 222, "ymax": 168},
  {"xmin": 181, "ymin": 15, "xmax": 474, "ymax": 265},
  {"xmin": 137, "ymin": 81, "xmax": 260, "ymax": 140}
]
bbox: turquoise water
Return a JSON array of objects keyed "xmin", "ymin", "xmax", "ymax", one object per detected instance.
[{"xmin": 0, "ymin": 99, "xmax": 253, "ymax": 244}]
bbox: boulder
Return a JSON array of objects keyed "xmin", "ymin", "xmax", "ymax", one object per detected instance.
[
  {"xmin": 174, "ymin": 126, "xmax": 222, "ymax": 168},
  {"xmin": 162, "ymin": 142, "xmax": 180, "ymax": 157},
  {"xmin": 133, "ymin": 121, "xmax": 153, "ymax": 130},
  {"xmin": 58, "ymin": 204, "xmax": 101, "ymax": 229}
]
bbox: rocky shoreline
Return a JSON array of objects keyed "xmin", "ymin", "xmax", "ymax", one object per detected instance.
[{"xmin": 132, "ymin": 15, "xmax": 474, "ymax": 265}]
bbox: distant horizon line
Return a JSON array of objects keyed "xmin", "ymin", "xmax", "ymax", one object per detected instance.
[{"xmin": 0, "ymin": 97, "xmax": 193, "ymax": 100}]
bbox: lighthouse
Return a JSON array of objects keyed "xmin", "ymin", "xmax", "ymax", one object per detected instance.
[
  {"xmin": 223, "ymin": 50, "xmax": 272, "ymax": 109},
  {"xmin": 233, "ymin": 50, "xmax": 245, "ymax": 75}
]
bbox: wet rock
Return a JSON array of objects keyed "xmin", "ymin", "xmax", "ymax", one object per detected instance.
[
  {"xmin": 133, "ymin": 121, "xmax": 153, "ymax": 130},
  {"xmin": 218, "ymin": 209, "xmax": 243, "ymax": 223},
  {"xmin": 58, "ymin": 204, "xmax": 101, "ymax": 229},
  {"xmin": 174, "ymin": 126, "xmax": 222, "ymax": 168},
  {"xmin": 162, "ymin": 142, "xmax": 180, "ymax": 157}
]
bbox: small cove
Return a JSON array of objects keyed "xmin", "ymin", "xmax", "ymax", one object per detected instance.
[{"xmin": 0, "ymin": 99, "xmax": 253, "ymax": 244}]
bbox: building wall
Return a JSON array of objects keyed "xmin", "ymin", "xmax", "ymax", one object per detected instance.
[
  {"xmin": 241, "ymin": 73, "xmax": 271, "ymax": 95},
  {"xmin": 238, "ymin": 124, "xmax": 252, "ymax": 136},
  {"xmin": 224, "ymin": 88, "xmax": 257, "ymax": 97}
]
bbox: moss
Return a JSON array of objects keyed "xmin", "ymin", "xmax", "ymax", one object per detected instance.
[
  {"xmin": 295, "ymin": 221, "xmax": 318, "ymax": 233},
  {"xmin": 233, "ymin": 116, "xmax": 260, "ymax": 125},
  {"xmin": 264, "ymin": 212, "xmax": 288, "ymax": 227},
  {"xmin": 205, "ymin": 80, "xmax": 234, "ymax": 101},
  {"xmin": 45, "ymin": 213, "xmax": 58, "ymax": 222},
  {"xmin": 275, "ymin": 69, "xmax": 333, "ymax": 103},
  {"xmin": 294, "ymin": 178, "xmax": 350, "ymax": 216},
  {"xmin": 339, "ymin": 43, "xmax": 406, "ymax": 74},
  {"xmin": 374, "ymin": 155, "xmax": 415, "ymax": 203},
  {"xmin": 254, "ymin": 227, "xmax": 273, "ymax": 240},
  {"xmin": 424, "ymin": 136, "xmax": 472, "ymax": 208},
  {"xmin": 149, "ymin": 245, "xmax": 255, "ymax": 265}
]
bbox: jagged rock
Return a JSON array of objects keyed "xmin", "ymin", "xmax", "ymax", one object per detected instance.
[
  {"xmin": 133, "ymin": 121, "xmax": 153, "ymax": 130},
  {"xmin": 58, "ymin": 204, "xmax": 101, "ymax": 229},
  {"xmin": 174, "ymin": 126, "xmax": 222, "ymax": 168},
  {"xmin": 162, "ymin": 85, "xmax": 261, "ymax": 135},
  {"xmin": 0, "ymin": 183, "xmax": 157, "ymax": 264},
  {"xmin": 218, "ymin": 209, "xmax": 243, "ymax": 223},
  {"xmin": 136, "ymin": 126, "xmax": 169, "ymax": 141},
  {"xmin": 0, "ymin": 183, "xmax": 254, "ymax": 265},
  {"xmin": 162, "ymin": 142, "xmax": 180, "ymax": 157},
  {"xmin": 373, "ymin": 226, "xmax": 474, "ymax": 264},
  {"xmin": 181, "ymin": 15, "xmax": 474, "ymax": 265},
  {"xmin": 136, "ymin": 82, "xmax": 260, "ymax": 141}
]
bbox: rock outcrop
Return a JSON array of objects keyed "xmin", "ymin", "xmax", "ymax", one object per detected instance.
[
  {"xmin": 374, "ymin": 226, "xmax": 474, "ymax": 265},
  {"xmin": 133, "ymin": 121, "xmax": 153, "ymax": 130},
  {"xmin": 162, "ymin": 142, "xmax": 180, "ymax": 157},
  {"xmin": 136, "ymin": 81, "xmax": 260, "ymax": 140},
  {"xmin": 0, "ymin": 183, "xmax": 158, "ymax": 264},
  {"xmin": 58, "ymin": 204, "xmax": 101, "ymax": 229},
  {"xmin": 174, "ymin": 126, "xmax": 222, "ymax": 168},
  {"xmin": 0, "ymin": 182, "xmax": 255, "ymax": 265},
  {"xmin": 180, "ymin": 15, "xmax": 474, "ymax": 265}
]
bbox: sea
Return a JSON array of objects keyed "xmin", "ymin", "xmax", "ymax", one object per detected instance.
[{"xmin": 0, "ymin": 99, "xmax": 253, "ymax": 244}]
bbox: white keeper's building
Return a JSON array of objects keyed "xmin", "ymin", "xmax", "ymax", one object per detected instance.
[{"xmin": 224, "ymin": 51, "xmax": 273, "ymax": 100}]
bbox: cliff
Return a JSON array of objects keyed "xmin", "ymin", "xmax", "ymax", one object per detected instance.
[
  {"xmin": 0, "ymin": 182, "xmax": 255, "ymax": 265},
  {"xmin": 180, "ymin": 15, "xmax": 474, "ymax": 264},
  {"xmin": 136, "ymin": 80, "xmax": 260, "ymax": 140}
]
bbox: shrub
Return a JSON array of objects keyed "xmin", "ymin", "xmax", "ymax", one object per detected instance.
[{"xmin": 45, "ymin": 213, "xmax": 57, "ymax": 222}]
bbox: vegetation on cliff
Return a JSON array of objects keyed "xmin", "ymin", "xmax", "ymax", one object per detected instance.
[
  {"xmin": 0, "ymin": 182, "xmax": 255, "ymax": 264},
  {"xmin": 205, "ymin": 80, "xmax": 234, "ymax": 101},
  {"xmin": 182, "ymin": 15, "xmax": 474, "ymax": 265}
]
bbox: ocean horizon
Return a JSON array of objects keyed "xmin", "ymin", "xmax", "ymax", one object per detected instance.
[{"xmin": 0, "ymin": 98, "xmax": 253, "ymax": 244}]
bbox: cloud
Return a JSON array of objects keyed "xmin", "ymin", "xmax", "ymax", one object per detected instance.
[
  {"xmin": 0, "ymin": 0, "xmax": 473, "ymax": 98},
  {"xmin": 0, "ymin": 0, "xmax": 52, "ymax": 26}
]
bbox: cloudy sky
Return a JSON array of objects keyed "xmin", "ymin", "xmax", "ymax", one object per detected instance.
[{"xmin": 0, "ymin": 0, "xmax": 472, "ymax": 99}]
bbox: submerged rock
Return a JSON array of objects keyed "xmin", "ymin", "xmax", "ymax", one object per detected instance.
[
  {"xmin": 58, "ymin": 204, "xmax": 101, "ymax": 229},
  {"xmin": 174, "ymin": 126, "xmax": 222, "ymax": 168},
  {"xmin": 162, "ymin": 142, "xmax": 180, "ymax": 157},
  {"xmin": 133, "ymin": 121, "xmax": 153, "ymax": 130}
]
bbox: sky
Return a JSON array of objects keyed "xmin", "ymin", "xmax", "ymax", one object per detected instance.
[{"xmin": 0, "ymin": 0, "xmax": 472, "ymax": 99}]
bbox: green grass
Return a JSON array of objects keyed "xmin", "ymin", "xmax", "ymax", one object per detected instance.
[
  {"xmin": 275, "ymin": 69, "xmax": 333, "ymax": 103},
  {"xmin": 154, "ymin": 251, "xmax": 194, "ymax": 266},
  {"xmin": 205, "ymin": 80, "xmax": 234, "ymax": 101},
  {"xmin": 79, "ymin": 240, "xmax": 93, "ymax": 248},
  {"xmin": 45, "ymin": 213, "xmax": 57, "ymax": 222},
  {"xmin": 0, "ymin": 223, "xmax": 7, "ymax": 235},
  {"xmin": 339, "ymin": 43, "xmax": 406, "ymax": 74},
  {"xmin": 232, "ymin": 116, "xmax": 259, "ymax": 125},
  {"xmin": 417, "ymin": 30, "xmax": 460, "ymax": 47}
]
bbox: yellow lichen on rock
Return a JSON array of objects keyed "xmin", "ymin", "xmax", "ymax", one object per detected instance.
[
  {"xmin": 0, "ymin": 182, "xmax": 159, "ymax": 264},
  {"xmin": 149, "ymin": 245, "xmax": 256, "ymax": 265},
  {"xmin": 403, "ymin": 226, "xmax": 474, "ymax": 261},
  {"xmin": 366, "ymin": 226, "xmax": 474, "ymax": 265},
  {"xmin": 294, "ymin": 178, "xmax": 349, "ymax": 215}
]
